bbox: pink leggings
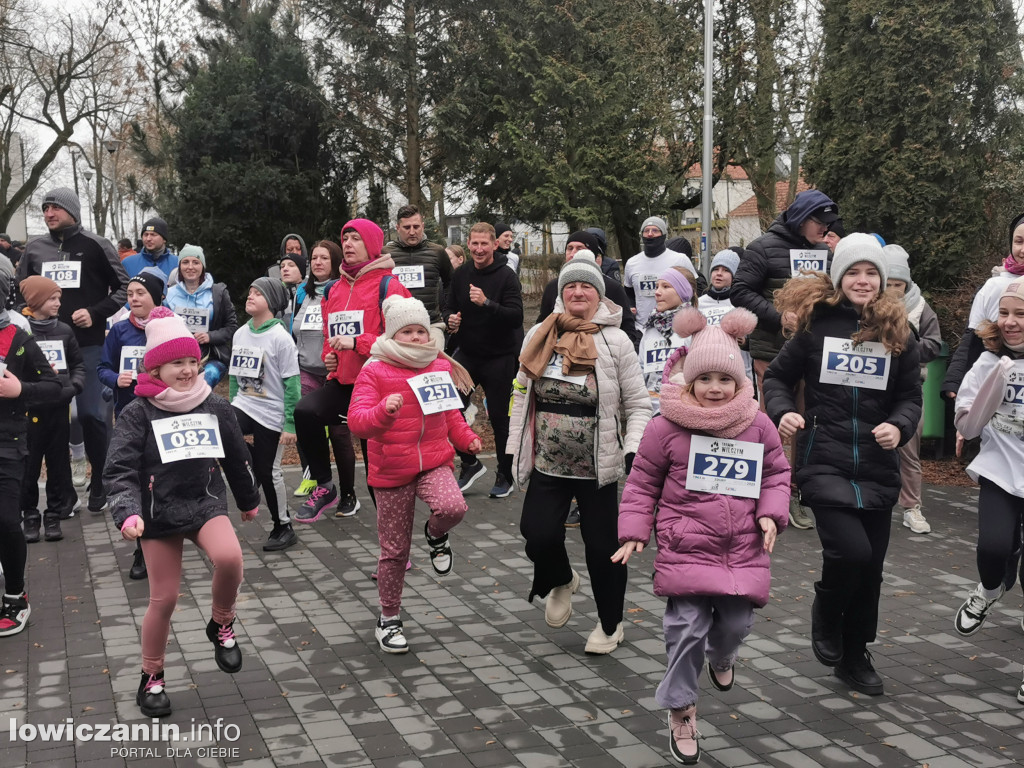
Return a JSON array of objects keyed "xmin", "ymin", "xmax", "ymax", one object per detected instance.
[
  {"xmin": 139, "ymin": 515, "xmax": 243, "ymax": 674},
  {"xmin": 375, "ymin": 465, "xmax": 467, "ymax": 615}
]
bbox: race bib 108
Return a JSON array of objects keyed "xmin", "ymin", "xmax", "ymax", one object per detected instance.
[
  {"xmin": 819, "ymin": 337, "xmax": 891, "ymax": 390},
  {"xmin": 328, "ymin": 310, "xmax": 364, "ymax": 338},
  {"xmin": 408, "ymin": 370, "xmax": 462, "ymax": 414},
  {"xmin": 42, "ymin": 261, "xmax": 82, "ymax": 289},
  {"xmin": 686, "ymin": 435, "xmax": 764, "ymax": 499},
  {"xmin": 152, "ymin": 413, "xmax": 225, "ymax": 463}
]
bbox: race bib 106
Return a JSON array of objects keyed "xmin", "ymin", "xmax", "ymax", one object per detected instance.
[
  {"xmin": 35, "ymin": 340, "xmax": 67, "ymax": 371},
  {"xmin": 328, "ymin": 310, "xmax": 364, "ymax": 338},
  {"xmin": 228, "ymin": 346, "xmax": 264, "ymax": 378},
  {"xmin": 819, "ymin": 337, "xmax": 891, "ymax": 390},
  {"xmin": 119, "ymin": 345, "xmax": 146, "ymax": 379},
  {"xmin": 300, "ymin": 303, "xmax": 323, "ymax": 331},
  {"xmin": 152, "ymin": 413, "xmax": 225, "ymax": 463},
  {"xmin": 42, "ymin": 261, "xmax": 82, "ymax": 289},
  {"xmin": 176, "ymin": 307, "xmax": 211, "ymax": 333},
  {"xmin": 408, "ymin": 370, "xmax": 462, "ymax": 414},
  {"xmin": 393, "ymin": 265, "xmax": 426, "ymax": 289},
  {"xmin": 790, "ymin": 249, "xmax": 827, "ymax": 278},
  {"xmin": 686, "ymin": 435, "xmax": 764, "ymax": 499}
]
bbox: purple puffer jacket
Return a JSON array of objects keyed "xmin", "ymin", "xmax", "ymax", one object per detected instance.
[{"xmin": 618, "ymin": 408, "xmax": 791, "ymax": 607}]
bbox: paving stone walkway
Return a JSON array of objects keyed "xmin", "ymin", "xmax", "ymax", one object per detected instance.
[{"xmin": 1, "ymin": 467, "xmax": 1022, "ymax": 768}]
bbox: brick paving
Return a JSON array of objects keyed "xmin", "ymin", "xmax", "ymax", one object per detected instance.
[{"xmin": 1, "ymin": 467, "xmax": 1023, "ymax": 768}]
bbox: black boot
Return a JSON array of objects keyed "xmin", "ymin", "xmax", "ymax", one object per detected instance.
[
  {"xmin": 136, "ymin": 670, "xmax": 172, "ymax": 717},
  {"xmin": 43, "ymin": 511, "xmax": 63, "ymax": 542},
  {"xmin": 22, "ymin": 512, "xmax": 41, "ymax": 544},
  {"xmin": 811, "ymin": 584, "xmax": 843, "ymax": 667},
  {"xmin": 206, "ymin": 618, "xmax": 242, "ymax": 673},
  {"xmin": 835, "ymin": 646, "xmax": 884, "ymax": 696},
  {"xmin": 129, "ymin": 544, "xmax": 148, "ymax": 580}
]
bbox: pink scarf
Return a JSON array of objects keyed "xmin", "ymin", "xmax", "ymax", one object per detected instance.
[
  {"xmin": 659, "ymin": 377, "xmax": 760, "ymax": 439},
  {"xmin": 136, "ymin": 372, "xmax": 212, "ymax": 413},
  {"xmin": 1004, "ymin": 254, "xmax": 1024, "ymax": 276}
]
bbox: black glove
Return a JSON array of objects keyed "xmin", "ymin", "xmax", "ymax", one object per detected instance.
[{"xmin": 625, "ymin": 452, "xmax": 635, "ymax": 475}]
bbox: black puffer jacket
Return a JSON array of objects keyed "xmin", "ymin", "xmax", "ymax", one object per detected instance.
[
  {"xmin": 763, "ymin": 302, "xmax": 921, "ymax": 511},
  {"xmin": 384, "ymin": 238, "xmax": 453, "ymax": 324},
  {"xmin": 0, "ymin": 324, "xmax": 63, "ymax": 460},
  {"xmin": 104, "ymin": 393, "xmax": 260, "ymax": 538},
  {"xmin": 25, "ymin": 315, "xmax": 85, "ymax": 406},
  {"xmin": 536, "ymin": 274, "xmax": 640, "ymax": 349}
]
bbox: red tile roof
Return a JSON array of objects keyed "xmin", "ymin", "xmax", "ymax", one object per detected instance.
[{"xmin": 729, "ymin": 179, "xmax": 811, "ymax": 217}]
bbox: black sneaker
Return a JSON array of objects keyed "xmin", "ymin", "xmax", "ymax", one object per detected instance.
[
  {"xmin": 87, "ymin": 485, "xmax": 107, "ymax": 513},
  {"xmin": 137, "ymin": 671, "xmax": 172, "ymax": 718},
  {"xmin": 334, "ymin": 491, "xmax": 361, "ymax": 518},
  {"xmin": 294, "ymin": 482, "xmax": 337, "ymax": 523},
  {"xmin": 263, "ymin": 523, "xmax": 297, "ymax": 552},
  {"xmin": 0, "ymin": 593, "xmax": 30, "ymax": 636},
  {"xmin": 23, "ymin": 514, "xmax": 40, "ymax": 544},
  {"xmin": 835, "ymin": 649, "xmax": 883, "ymax": 696},
  {"xmin": 565, "ymin": 504, "xmax": 580, "ymax": 528},
  {"xmin": 457, "ymin": 460, "xmax": 486, "ymax": 492},
  {"xmin": 43, "ymin": 514, "xmax": 63, "ymax": 542},
  {"xmin": 129, "ymin": 547, "xmax": 148, "ymax": 580},
  {"xmin": 60, "ymin": 498, "xmax": 80, "ymax": 520},
  {"xmin": 488, "ymin": 472, "xmax": 513, "ymax": 499},
  {"xmin": 375, "ymin": 616, "xmax": 409, "ymax": 654},
  {"xmin": 206, "ymin": 618, "xmax": 243, "ymax": 673},
  {"xmin": 425, "ymin": 520, "xmax": 453, "ymax": 576}
]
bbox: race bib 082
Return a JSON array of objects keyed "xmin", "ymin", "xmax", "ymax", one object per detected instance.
[{"xmin": 152, "ymin": 414, "xmax": 225, "ymax": 463}]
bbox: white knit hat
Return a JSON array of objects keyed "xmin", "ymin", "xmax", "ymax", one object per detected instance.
[
  {"xmin": 830, "ymin": 233, "xmax": 888, "ymax": 286},
  {"xmin": 382, "ymin": 295, "xmax": 430, "ymax": 340}
]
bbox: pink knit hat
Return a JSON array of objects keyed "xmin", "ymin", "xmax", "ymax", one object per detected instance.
[
  {"xmin": 668, "ymin": 306, "xmax": 757, "ymax": 384},
  {"xmin": 341, "ymin": 218, "xmax": 384, "ymax": 258},
  {"xmin": 143, "ymin": 306, "xmax": 201, "ymax": 371}
]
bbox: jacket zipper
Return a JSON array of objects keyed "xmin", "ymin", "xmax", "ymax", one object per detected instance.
[
  {"xmin": 803, "ymin": 416, "xmax": 818, "ymax": 465},
  {"xmin": 850, "ymin": 378, "xmax": 863, "ymax": 508},
  {"xmin": 205, "ymin": 467, "xmax": 217, "ymax": 499},
  {"xmin": 417, "ymin": 407, "xmax": 425, "ymax": 473},
  {"xmin": 148, "ymin": 475, "xmax": 156, "ymax": 518}
]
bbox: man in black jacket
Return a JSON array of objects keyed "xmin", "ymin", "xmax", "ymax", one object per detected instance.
[
  {"xmin": 384, "ymin": 205, "xmax": 452, "ymax": 325},
  {"xmin": 447, "ymin": 222, "xmax": 524, "ymax": 498}
]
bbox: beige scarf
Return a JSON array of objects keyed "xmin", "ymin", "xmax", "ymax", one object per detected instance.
[
  {"xmin": 519, "ymin": 313, "xmax": 599, "ymax": 381},
  {"xmin": 369, "ymin": 337, "xmax": 474, "ymax": 394}
]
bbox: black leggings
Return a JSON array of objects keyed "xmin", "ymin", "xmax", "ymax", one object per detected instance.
[
  {"xmin": 453, "ymin": 351, "xmax": 518, "ymax": 477},
  {"xmin": 232, "ymin": 408, "xmax": 283, "ymax": 525},
  {"xmin": 0, "ymin": 458, "xmax": 27, "ymax": 595},
  {"xmin": 519, "ymin": 470, "xmax": 625, "ymax": 635},
  {"xmin": 977, "ymin": 477, "xmax": 1024, "ymax": 591}
]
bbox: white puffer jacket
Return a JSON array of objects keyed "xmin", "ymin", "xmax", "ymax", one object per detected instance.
[{"xmin": 507, "ymin": 298, "xmax": 652, "ymax": 488}]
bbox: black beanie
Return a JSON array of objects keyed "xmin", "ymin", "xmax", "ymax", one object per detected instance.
[
  {"xmin": 565, "ymin": 230, "xmax": 601, "ymax": 254},
  {"xmin": 141, "ymin": 216, "xmax": 169, "ymax": 242},
  {"xmin": 128, "ymin": 270, "xmax": 165, "ymax": 308},
  {"xmin": 280, "ymin": 252, "xmax": 308, "ymax": 279}
]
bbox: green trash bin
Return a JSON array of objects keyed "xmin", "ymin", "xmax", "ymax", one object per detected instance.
[{"xmin": 922, "ymin": 341, "xmax": 949, "ymax": 440}]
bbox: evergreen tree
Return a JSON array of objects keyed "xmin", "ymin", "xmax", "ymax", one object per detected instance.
[{"xmin": 804, "ymin": 1, "xmax": 1023, "ymax": 288}]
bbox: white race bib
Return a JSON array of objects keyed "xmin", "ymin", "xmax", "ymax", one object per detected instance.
[
  {"xmin": 819, "ymin": 337, "xmax": 891, "ymax": 390},
  {"xmin": 300, "ymin": 303, "xmax": 323, "ymax": 331},
  {"xmin": 686, "ymin": 435, "xmax": 764, "ymax": 499},
  {"xmin": 36, "ymin": 340, "xmax": 67, "ymax": 371},
  {"xmin": 638, "ymin": 274, "xmax": 659, "ymax": 297},
  {"xmin": 643, "ymin": 339, "xmax": 673, "ymax": 375},
  {"xmin": 42, "ymin": 261, "xmax": 82, "ymax": 289},
  {"xmin": 393, "ymin": 265, "xmax": 426, "ymax": 289},
  {"xmin": 328, "ymin": 310, "xmax": 364, "ymax": 338},
  {"xmin": 542, "ymin": 353, "xmax": 588, "ymax": 385},
  {"xmin": 176, "ymin": 307, "xmax": 210, "ymax": 333},
  {"xmin": 152, "ymin": 413, "xmax": 225, "ymax": 463},
  {"xmin": 790, "ymin": 249, "xmax": 827, "ymax": 278},
  {"xmin": 408, "ymin": 371, "xmax": 462, "ymax": 414},
  {"xmin": 119, "ymin": 345, "xmax": 146, "ymax": 379},
  {"xmin": 228, "ymin": 346, "xmax": 264, "ymax": 378},
  {"xmin": 993, "ymin": 362, "xmax": 1024, "ymax": 437},
  {"xmin": 700, "ymin": 305, "xmax": 730, "ymax": 326}
]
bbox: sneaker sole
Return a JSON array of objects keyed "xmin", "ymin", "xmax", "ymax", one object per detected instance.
[
  {"xmin": 0, "ymin": 606, "xmax": 30, "ymax": 637},
  {"xmin": 1017, "ymin": 687, "xmax": 1024, "ymax": 704},
  {"xmin": 903, "ymin": 520, "xmax": 931, "ymax": 534},
  {"xmin": 834, "ymin": 667, "xmax": 883, "ymax": 696},
  {"xmin": 489, "ymin": 488, "xmax": 513, "ymax": 499},
  {"xmin": 706, "ymin": 661, "xmax": 734, "ymax": 691},
  {"xmin": 458, "ymin": 465, "xmax": 487, "ymax": 492},
  {"xmin": 788, "ymin": 513, "xmax": 814, "ymax": 530},
  {"xmin": 378, "ymin": 643, "xmax": 409, "ymax": 654},
  {"xmin": 294, "ymin": 509, "xmax": 325, "ymax": 523},
  {"xmin": 335, "ymin": 499, "xmax": 361, "ymax": 518},
  {"xmin": 138, "ymin": 699, "xmax": 172, "ymax": 718}
]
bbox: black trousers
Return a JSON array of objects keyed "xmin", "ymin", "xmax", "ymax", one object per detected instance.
[
  {"xmin": 232, "ymin": 408, "xmax": 283, "ymax": 525},
  {"xmin": 453, "ymin": 351, "xmax": 517, "ymax": 478},
  {"xmin": 976, "ymin": 477, "xmax": 1024, "ymax": 590},
  {"xmin": 520, "ymin": 470, "xmax": 625, "ymax": 635},
  {"xmin": 0, "ymin": 458, "xmax": 27, "ymax": 595},
  {"xmin": 813, "ymin": 505, "xmax": 891, "ymax": 650},
  {"xmin": 21, "ymin": 405, "xmax": 75, "ymax": 520},
  {"xmin": 293, "ymin": 378, "xmax": 372, "ymax": 504}
]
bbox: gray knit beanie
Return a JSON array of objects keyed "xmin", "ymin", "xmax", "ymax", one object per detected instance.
[
  {"xmin": 41, "ymin": 187, "xmax": 81, "ymax": 223},
  {"xmin": 557, "ymin": 250, "xmax": 605, "ymax": 299},
  {"xmin": 710, "ymin": 249, "xmax": 741, "ymax": 276},
  {"xmin": 640, "ymin": 216, "xmax": 669, "ymax": 236},
  {"xmin": 830, "ymin": 233, "xmax": 888, "ymax": 286},
  {"xmin": 883, "ymin": 244, "xmax": 912, "ymax": 285}
]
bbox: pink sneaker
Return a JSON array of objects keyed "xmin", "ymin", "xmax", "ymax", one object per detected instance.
[{"xmin": 668, "ymin": 706, "xmax": 700, "ymax": 765}]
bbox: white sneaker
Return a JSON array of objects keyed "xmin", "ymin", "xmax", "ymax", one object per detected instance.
[
  {"xmin": 902, "ymin": 505, "xmax": 931, "ymax": 534},
  {"xmin": 955, "ymin": 583, "xmax": 1003, "ymax": 636},
  {"xmin": 375, "ymin": 617, "xmax": 409, "ymax": 654},
  {"xmin": 71, "ymin": 457, "xmax": 87, "ymax": 488},
  {"xmin": 584, "ymin": 621, "xmax": 624, "ymax": 654},
  {"xmin": 544, "ymin": 570, "xmax": 580, "ymax": 628}
]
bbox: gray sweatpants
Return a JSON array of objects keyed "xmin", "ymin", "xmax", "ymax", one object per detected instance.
[{"xmin": 656, "ymin": 595, "xmax": 755, "ymax": 710}]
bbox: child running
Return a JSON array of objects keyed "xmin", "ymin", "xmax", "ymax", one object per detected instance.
[
  {"xmin": 614, "ymin": 306, "xmax": 790, "ymax": 765},
  {"xmin": 348, "ymin": 296, "xmax": 481, "ymax": 654},
  {"xmin": 104, "ymin": 309, "xmax": 260, "ymax": 717},
  {"xmin": 229, "ymin": 277, "xmax": 301, "ymax": 552}
]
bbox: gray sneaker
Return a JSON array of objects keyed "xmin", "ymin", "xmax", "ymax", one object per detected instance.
[{"xmin": 788, "ymin": 496, "xmax": 814, "ymax": 529}]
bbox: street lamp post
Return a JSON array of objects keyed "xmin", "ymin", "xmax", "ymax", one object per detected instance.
[{"xmin": 700, "ymin": 0, "xmax": 714, "ymax": 282}]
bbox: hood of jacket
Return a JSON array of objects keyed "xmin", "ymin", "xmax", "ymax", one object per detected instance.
[
  {"xmin": 549, "ymin": 296, "xmax": 623, "ymax": 329},
  {"xmin": 780, "ymin": 189, "xmax": 835, "ymax": 238},
  {"xmin": 279, "ymin": 233, "xmax": 308, "ymax": 259}
]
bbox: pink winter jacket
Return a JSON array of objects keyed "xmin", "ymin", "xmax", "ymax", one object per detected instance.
[
  {"xmin": 618, "ymin": 406, "xmax": 791, "ymax": 607},
  {"xmin": 348, "ymin": 357, "xmax": 478, "ymax": 488}
]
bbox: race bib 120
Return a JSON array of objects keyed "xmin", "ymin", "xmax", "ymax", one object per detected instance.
[
  {"xmin": 35, "ymin": 340, "xmax": 67, "ymax": 371},
  {"xmin": 328, "ymin": 310, "xmax": 364, "ymax": 338},
  {"xmin": 408, "ymin": 370, "xmax": 462, "ymax": 414},
  {"xmin": 119, "ymin": 345, "xmax": 146, "ymax": 379},
  {"xmin": 686, "ymin": 435, "xmax": 764, "ymax": 499},
  {"xmin": 393, "ymin": 265, "xmax": 426, "ymax": 289},
  {"xmin": 819, "ymin": 337, "xmax": 891, "ymax": 390},
  {"xmin": 790, "ymin": 249, "xmax": 827, "ymax": 278},
  {"xmin": 42, "ymin": 261, "xmax": 82, "ymax": 289},
  {"xmin": 151, "ymin": 413, "xmax": 225, "ymax": 463},
  {"xmin": 228, "ymin": 346, "xmax": 264, "ymax": 378}
]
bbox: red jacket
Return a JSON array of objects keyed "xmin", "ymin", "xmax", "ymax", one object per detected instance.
[
  {"xmin": 348, "ymin": 356, "xmax": 478, "ymax": 487},
  {"xmin": 321, "ymin": 256, "xmax": 411, "ymax": 383}
]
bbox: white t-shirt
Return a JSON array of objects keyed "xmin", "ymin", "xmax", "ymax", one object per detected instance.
[
  {"xmin": 968, "ymin": 270, "xmax": 1017, "ymax": 329},
  {"xmin": 637, "ymin": 325, "xmax": 687, "ymax": 414},
  {"xmin": 230, "ymin": 322, "xmax": 300, "ymax": 432},
  {"xmin": 624, "ymin": 249, "xmax": 697, "ymax": 326}
]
